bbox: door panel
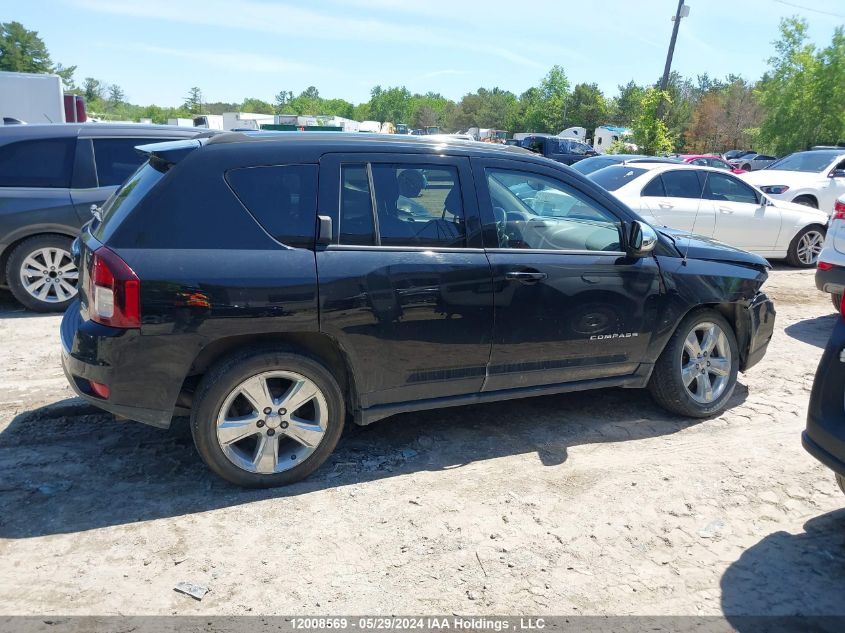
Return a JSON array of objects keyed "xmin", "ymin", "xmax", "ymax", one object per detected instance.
[
  {"xmin": 472, "ymin": 158, "xmax": 664, "ymax": 391},
  {"xmin": 316, "ymin": 153, "xmax": 493, "ymax": 407},
  {"xmin": 704, "ymin": 171, "xmax": 781, "ymax": 250}
]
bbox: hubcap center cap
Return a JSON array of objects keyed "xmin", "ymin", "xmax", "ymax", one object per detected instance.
[{"xmin": 264, "ymin": 412, "xmax": 282, "ymax": 429}]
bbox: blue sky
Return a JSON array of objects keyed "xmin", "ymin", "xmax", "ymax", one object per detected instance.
[{"xmin": 4, "ymin": 0, "xmax": 844, "ymax": 106}]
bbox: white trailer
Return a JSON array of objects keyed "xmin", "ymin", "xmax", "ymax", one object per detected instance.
[
  {"xmin": 223, "ymin": 112, "xmax": 275, "ymax": 130},
  {"xmin": 359, "ymin": 120, "xmax": 381, "ymax": 133},
  {"xmin": 193, "ymin": 114, "xmax": 224, "ymax": 130},
  {"xmin": 593, "ymin": 125, "xmax": 634, "ymax": 153},
  {"xmin": 168, "ymin": 118, "xmax": 195, "ymax": 127},
  {"xmin": 0, "ymin": 71, "xmax": 64, "ymax": 124},
  {"xmin": 558, "ymin": 126, "xmax": 587, "ymax": 141}
]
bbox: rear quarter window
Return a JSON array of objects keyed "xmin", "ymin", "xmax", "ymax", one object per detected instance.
[
  {"xmin": 225, "ymin": 165, "xmax": 318, "ymax": 249},
  {"xmin": 0, "ymin": 137, "xmax": 75, "ymax": 188},
  {"xmin": 93, "ymin": 162, "xmax": 165, "ymax": 243}
]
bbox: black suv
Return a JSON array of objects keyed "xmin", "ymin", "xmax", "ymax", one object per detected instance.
[
  {"xmin": 0, "ymin": 123, "xmax": 214, "ymax": 312},
  {"xmin": 520, "ymin": 135, "xmax": 598, "ymax": 165},
  {"xmin": 61, "ymin": 133, "xmax": 776, "ymax": 487}
]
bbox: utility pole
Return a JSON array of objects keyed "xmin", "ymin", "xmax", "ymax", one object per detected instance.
[{"xmin": 658, "ymin": 1, "xmax": 689, "ymax": 117}]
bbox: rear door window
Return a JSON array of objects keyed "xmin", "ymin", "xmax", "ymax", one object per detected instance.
[
  {"xmin": 660, "ymin": 170, "xmax": 704, "ymax": 199},
  {"xmin": 226, "ymin": 164, "xmax": 318, "ymax": 249},
  {"xmin": 641, "ymin": 174, "xmax": 666, "ymax": 197},
  {"xmin": 93, "ymin": 137, "xmax": 172, "ymax": 187},
  {"xmin": 338, "ymin": 164, "xmax": 376, "ymax": 246},
  {"xmin": 0, "ymin": 138, "xmax": 75, "ymax": 188}
]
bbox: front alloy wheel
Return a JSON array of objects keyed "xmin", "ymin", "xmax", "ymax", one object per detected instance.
[
  {"xmin": 681, "ymin": 322, "xmax": 732, "ymax": 404},
  {"xmin": 787, "ymin": 225, "xmax": 825, "ymax": 268}
]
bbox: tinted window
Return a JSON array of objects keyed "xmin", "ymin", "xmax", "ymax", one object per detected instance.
[
  {"xmin": 93, "ymin": 138, "xmax": 174, "ymax": 187},
  {"xmin": 93, "ymin": 163, "xmax": 165, "ymax": 243},
  {"xmin": 703, "ymin": 172, "xmax": 759, "ymax": 204},
  {"xmin": 486, "ymin": 169, "xmax": 622, "ymax": 252},
  {"xmin": 371, "ymin": 164, "xmax": 465, "ymax": 247},
  {"xmin": 588, "ymin": 165, "xmax": 647, "ymax": 191},
  {"xmin": 767, "ymin": 151, "xmax": 841, "ymax": 172},
  {"xmin": 339, "ymin": 164, "xmax": 376, "ymax": 246},
  {"xmin": 661, "ymin": 170, "xmax": 703, "ymax": 198},
  {"xmin": 0, "ymin": 138, "xmax": 75, "ymax": 188},
  {"xmin": 641, "ymin": 175, "xmax": 666, "ymax": 197},
  {"xmin": 226, "ymin": 165, "xmax": 318, "ymax": 249},
  {"xmin": 571, "ymin": 156, "xmax": 618, "ymax": 174}
]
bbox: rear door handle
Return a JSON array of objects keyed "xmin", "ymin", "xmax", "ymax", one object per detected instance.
[
  {"xmin": 658, "ymin": 203, "xmax": 673, "ymax": 209},
  {"xmin": 718, "ymin": 206, "xmax": 734, "ymax": 214},
  {"xmin": 505, "ymin": 271, "xmax": 548, "ymax": 284}
]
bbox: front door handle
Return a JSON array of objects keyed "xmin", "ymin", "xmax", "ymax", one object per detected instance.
[
  {"xmin": 658, "ymin": 202, "xmax": 673, "ymax": 209},
  {"xmin": 718, "ymin": 206, "xmax": 734, "ymax": 214},
  {"xmin": 505, "ymin": 271, "xmax": 548, "ymax": 284}
]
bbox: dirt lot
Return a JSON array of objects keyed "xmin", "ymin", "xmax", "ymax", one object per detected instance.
[{"xmin": 0, "ymin": 267, "xmax": 843, "ymax": 617}]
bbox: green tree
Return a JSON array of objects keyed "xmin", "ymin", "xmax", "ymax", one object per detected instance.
[
  {"xmin": 367, "ymin": 86, "xmax": 412, "ymax": 123},
  {"xmin": 240, "ymin": 97, "xmax": 274, "ymax": 114},
  {"xmin": 538, "ymin": 65, "xmax": 570, "ymax": 133},
  {"xmin": 274, "ymin": 90, "xmax": 294, "ymax": 113},
  {"xmin": 0, "ymin": 21, "xmax": 76, "ymax": 88},
  {"xmin": 567, "ymin": 83, "xmax": 608, "ymax": 136},
  {"xmin": 632, "ymin": 88, "xmax": 674, "ymax": 155},
  {"xmin": 609, "ymin": 80, "xmax": 645, "ymax": 126},
  {"xmin": 184, "ymin": 86, "xmax": 203, "ymax": 114},
  {"xmin": 108, "ymin": 84, "xmax": 125, "ymax": 105},
  {"xmin": 82, "ymin": 77, "xmax": 104, "ymax": 102},
  {"xmin": 449, "ymin": 87, "xmax": 518, "ymax": 132}
]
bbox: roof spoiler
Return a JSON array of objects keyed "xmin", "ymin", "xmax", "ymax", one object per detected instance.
[{"xmin": 135, "ymin": 137, "xmax": 210, "ymax": 171}]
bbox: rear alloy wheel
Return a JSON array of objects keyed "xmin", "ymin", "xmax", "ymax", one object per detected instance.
[
  {"xmin": 787, "ymin": 225, "xmax": 825, "ymax": 267},
  {"xmin": 832, "ymin": 293, "xmax": 843, "ymax": 313},
  {"xmin": 648, "ymin": 310, "xmax": 739, "ymax": 418},
  {"xmin": 191, "ymin": 350, "xmax": 344, "ymax": 487},
  {"xmin": 6, "ymin": 235, "xmax": 78, "ymax": 312}
]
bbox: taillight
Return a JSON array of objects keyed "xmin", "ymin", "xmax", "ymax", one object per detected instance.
[
  {"xmin": 833, "ymin": 199, "xmax": 845, "ymax": 221},
  {"xmin": 818, "ymin": 261, "xmax": 834, "ymax": 270},
  {"xmin": 85, "ymin": 246, "xmax": 140, "ymax": 328}
]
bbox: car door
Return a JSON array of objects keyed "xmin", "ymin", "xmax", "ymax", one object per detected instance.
[
  {"xmin": 703, "ymin": 170, "xmax": 781, "ymax": 251},
  {"xmin": 639, "ymin": 169, "xmax": 716, "ymax": 237},
  {"xmin": 316, "ymin": 152, "xmax": 493, "ymax": 408},
  {"xmin": 472, "ymin": 157, "xmax": 664, "ymax": 391}
]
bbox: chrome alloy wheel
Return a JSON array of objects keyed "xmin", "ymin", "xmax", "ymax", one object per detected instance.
[
  {"xmin": 681, "ymin": 322, "xmax": 732, "ymax": 404},
  {"xmin": 796, "ymin": 230, "xmax": 824, "ymax": 265},
  {"xmin": 215, "ymin": 371, "xmax": 328, "ymax": 474},
  {"xmin": 19, "ymin": 247, "xmax": 78, "ymax": 303}
]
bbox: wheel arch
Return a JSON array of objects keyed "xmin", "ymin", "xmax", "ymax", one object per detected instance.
[
  {"xmin": 0, "ymin": 228, "xmax": 78, "ymax": 287},
  {"xmin": 178, "ymin": 332, "xmax": 360, "ymax": 420},
  {"xmin": 791, "ymin": 193, "xmax": 819, "ymax": 207}
]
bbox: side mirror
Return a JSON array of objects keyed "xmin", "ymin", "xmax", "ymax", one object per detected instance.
[
  {"xmin": 627, "ymin": 220, "xmax": 658, "ymax": 257},
  {"xmin": 830, "ymin": 169, "xmax": 845, "ymax": 178}
]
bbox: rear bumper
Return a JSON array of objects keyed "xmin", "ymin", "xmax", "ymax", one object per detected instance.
[
  {"xmin": 741, "ymin": 292, "xmax": 775, "ymax": 372},
  {"xmin": 804, "ymin": 318, "xmax": 845, "ymax": 477},
  {"xmin": 60, "ymin": 302, "xmax": 174, "ymax": 428},
  {"xmin": 815, "ymin": 263, "xmax": 845, "ymax": 295}
]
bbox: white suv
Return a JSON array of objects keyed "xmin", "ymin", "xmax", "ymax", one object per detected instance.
[
  {"xmin": 742, "ymin": 150, "xmax": 845, "ymax": 213},
  {"xmin": 816, "ymin": 194, "xmax": 845, "ymax": 310}
]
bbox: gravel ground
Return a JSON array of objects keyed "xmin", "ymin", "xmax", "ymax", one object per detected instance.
[{"xmin": 0, "ymin": 267, "xmax": 843, "ymax": 616}]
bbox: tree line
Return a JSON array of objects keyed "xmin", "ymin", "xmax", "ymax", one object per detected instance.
[{"xmin": 1, "ymin": 18, "xmax": 843, "ymax": 156}]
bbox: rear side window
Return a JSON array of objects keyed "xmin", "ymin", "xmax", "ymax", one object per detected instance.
[
  {"xmin": 93, "ymin": 138, "xmax": 170, "ymax": 187},
  {"xmin": 641, "ymin": 175, "xmax": 666, "ymax": 197},
  {"xmin": 588, "ymin": 165, "xmax": 647, "ymax": 191},
  {"xmin": 0, "ymin": 138, "xmax": 75, "ymax": 188},
  {"xmin": 226, "ymin": 165, "xmax": 318, "ymax": 249},
  {"xmin": 660, "ymin": 170, "xmax": 703, "ymax": 199}
]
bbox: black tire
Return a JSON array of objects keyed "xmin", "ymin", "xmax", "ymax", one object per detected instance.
[
  {"xmin": 648, "ymin": 309, "xmax": 739, "ymax": 418},
  {"xmin": 786, "ymin": 224, "xmax": 826, "ymax": 268},
  {"xmin": 191, "ymin": 348, "xmax": 345, "ymax": 488},
  {"xmin": 837, "ymin": 473, "xmax": 845, "ymax": 497},
  {"xmin": 6, "ymin": 234, "xmax": 78, "ymax": 312},
  {"xmin": 833, "ymin": 293, "xmax": 842, "ymax": 313},
  {"xmin": 741, "ymin": 163, "xmax": 752, "ymax": 171},
  {"xmin": 792, "ymin": 195, "xmax": 818, "ymax": 209}
]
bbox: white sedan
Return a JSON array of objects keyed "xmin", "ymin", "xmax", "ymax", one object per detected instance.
[
  {"xmin": 588, "ymin": 162, "xmax": 830, "ymax": 267},
  {"xmin": 741, "ymin": 149, "xmax": 845, "ymax": 213}
]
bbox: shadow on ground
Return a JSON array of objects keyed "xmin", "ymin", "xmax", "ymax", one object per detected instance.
[
  {"xmin": 721, "ymin": 508, "xmax": 845, "ymax": 619},
  {"xmin": 784, "ymin": 314, "xmax": 838, "ymax": 349},
  {"xmin": 0, "ymin": 289, "xmax": 59, "ymax": 319},
  {"xmin": 0, "ymin": 383, "xmax": 747, "ymax": 538}
]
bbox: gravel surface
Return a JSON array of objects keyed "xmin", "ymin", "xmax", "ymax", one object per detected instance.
[{"xmin": 0, "ymin": 268, "xmax": 843, "ymax": 616}]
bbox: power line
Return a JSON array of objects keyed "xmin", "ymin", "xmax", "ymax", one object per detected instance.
[{"xmin": 773, "ymin": 0, "xmax": 845, "ymax": 19}]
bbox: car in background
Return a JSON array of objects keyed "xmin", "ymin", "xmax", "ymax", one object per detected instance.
[
  {"xmin": 588, "ymin": 162, "xmax": 829, "ymax": 267},
  {"xmin": 741, "ymin": 149, "xmax": 845, "ymax": 212},
  {"xmin": 723, "ymin": 149, "xmax": 753, "ymax": 162},
  {"xmin": 730, "ymin": 153, "xmax": 778, "ymax": 171},
  {"xmin": 520, "ymin": 135, "xmax": 597, "ymax": 165},
  {"xmin": 804, "ymin": 296, "xmax": 845, "ymax": 497},
  {"xmin": 816, "ymin": 194, "xmax": 845, "ymax": 311},
  {"xmin": 61, "ymin": 133, "xmax": 775, "ymax": 487},
  {"xmin": 678, "ymin": 154, "xmax": 746, "ymax": 174},
  {"xmin": 0, "ymin": 123, "xmax": 216, "ymax": 312},
  {"xmin": 570, "ymin": 154, "xmax": 681, "ymax": 175}
]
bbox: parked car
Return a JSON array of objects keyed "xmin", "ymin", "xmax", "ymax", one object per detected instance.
[
  {"xmin": 589, "ymin": 163, "xmax": 829, "ymax": 267},
  {"xmin": 60, "ymin": 133, "xmax": 776, "ymax": 487},
  {"xmin": 804, "ymin": 299, "xmax": 845, "ymax": 497},
  {"xmin": 520, "ymin": 135, "xmax": 597, "ymax": 165},
  {"xmin": 0, "ymin": 123, "xmax": 217, "ymax": 311},
  {"xmin": 723, "ymin": 149, "xmax": 753, "ymax": 162},
  {"xmin": 729, "ymin": 153, "xmax": 778, "ymax": 171},
  {"xmin": 678, "ymin": 154, "xmax": 746, "ymax": 174},
  {"xmin": 571, "ymin": 154, "xmax": 681, "ymax": 175},
  {"xmin": 815, "ymin": 194, "xmax": 845, "ymax": 310},
  {"xmin": 741, "ymin": 150, "xmax": 845, "ymax": 212}
]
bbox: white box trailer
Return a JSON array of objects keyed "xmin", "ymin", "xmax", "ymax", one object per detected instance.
[
  {"xmin": 0, "ymin": 71, "xmax": 65, "ymax": 124},
  {"xmin": 168, "ymin": 118, "xmax": 195, "ymax": 127},
  {"xmin": 193, "ymin": 114, "xmax": 224, "ymax": 130},
  {"xmin": 223, "ymin": 112, "xmax": 275, "ymax": 130},
  {"xmin": 558, "ymin": 126, "xmax": 587, "ymax": 141},
  {"xmin": 593, "ymin": 125, "xmax": 634, "ymax": 153}
]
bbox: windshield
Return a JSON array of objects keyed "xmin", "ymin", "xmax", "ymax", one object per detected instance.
[
  {"xmin": 587, "ymin": 165, "xmax": 648, "ymax": 191},
  {"xmin": 571, "ymin": 156, "xmax": 619, "ymax": 174},
  {"xmin": 765, "ymin": 151, "xmax": 842, "ymax": 172}
]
